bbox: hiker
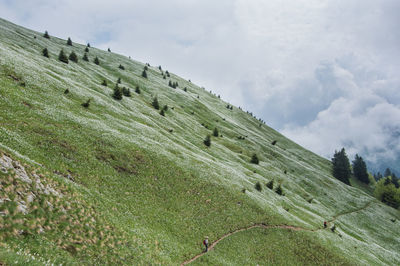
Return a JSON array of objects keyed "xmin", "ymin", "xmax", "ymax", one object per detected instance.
[
  {"xmin": 324, "ymin": 221, "xmax": 327, "ymax": 228},
  {"xmin": 203, "ymin": 237, "xmax": 209, "ymax": 252}
]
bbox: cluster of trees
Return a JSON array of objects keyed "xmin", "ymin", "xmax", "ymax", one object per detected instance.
[
  {"xmin": 254, "ymin": 180, "xmax": 283, "ymax": 195},
  {"xmin": 332, "ymin": 148, "xmax": 400, "ymax": 209}
]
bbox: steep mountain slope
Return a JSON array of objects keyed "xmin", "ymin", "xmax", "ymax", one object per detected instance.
[{"xmin": 0, "ymin": 18, "xmax": 399, "ymax": 265}]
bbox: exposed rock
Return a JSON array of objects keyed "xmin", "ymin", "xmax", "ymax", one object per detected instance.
[{"xmin": 0, "ymin": 154, "xmax": 32, "ymax": 183}]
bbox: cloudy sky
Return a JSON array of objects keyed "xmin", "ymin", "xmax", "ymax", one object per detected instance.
[{"xmin": 1, "ymin": 0, "xmax": 399, "ymax": 174}]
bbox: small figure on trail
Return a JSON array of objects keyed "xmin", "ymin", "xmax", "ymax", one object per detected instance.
[
  {"xmin": 324, "ymin": 221, "xmax": 327, "ymax": 228},
  {"xmin": 203, "ymin": 237, "xmax": 209, "ymax": 252},
  {"xmin": 331, "ymin": 224, "xmax": 336, "ymax": 232}
]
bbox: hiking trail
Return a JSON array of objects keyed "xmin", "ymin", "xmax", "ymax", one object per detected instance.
[{"xmin": 181, "ymin": 200, "xmax": 375, "ymax": 265}]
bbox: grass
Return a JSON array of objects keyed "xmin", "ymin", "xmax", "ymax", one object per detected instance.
[{"xmin": 0, "ymin": 17, "xmax": 399, "ymax": 265}]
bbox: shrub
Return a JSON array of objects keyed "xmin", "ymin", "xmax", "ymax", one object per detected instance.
[
  {"xmin": 119, "ymin": 64, "xmax": 125, "ymax": 70},
  {"xmin": 81, "ymin": 99, "xmax": 90, "ymax": 108},
  {"xmin": 42, "ymin": 48, "xmax": 49, "ymax": 58},
  {"xmin": 58, "ymin": 49, "xmax": 68, "ymax": 64},
  {"xmin": 86, "ymin": 43, "xmax": 91, "ymax": 48},
  {"xmin": 94, "ymin": 56, "xmax": 100, "ymax": 65},
  {"xmin": 160, "ymin": 109, "xmax": 165, "ymax": 116},
  {"xmin": 64, "ymin": 89, "xmax": 69, "ymax": 94},
  {"xmin": 142, "ymin": 70, "xmax": 147, "ymax": 78},
  {"xmin": 163, "ymin": 75, "xmax": 166, "ymax": 79},
  {"xmin": 108, "ymin": 48, "xmax": 111, "ymax": 52},
  {"xmin": 272, "ymin": 140, "xmax": 277, "ymax": 145},
  {"xmin": 152, "ymin": 97, "xmax": 159, "ymax": 110},
  {"xmin": 144, "ymin": 65, "xmax": 148, "ymax": 71},
  {"xmin": 266, "ymin": 180, "xmax": 274, "ymax": 189},
  {"xmin": 158, "ymin": 66, "xmax": 162, "ymax": 70},
  {"xmin": 67, "ymin": 37, "xmax": 73, "ymax": 46},
  {"xmin": 122, "ymin": 87, "xmax": 131, "ymax": 97},
  {"xmin": 43, "ymin": 30, "xmax": 50, "ymax": 39},
  {"xmin": 82, "ymin": 53, "xmax": 89, "ymax": 61},
  {"xmin": 135, "ymin": 86, "xmax": 141, "ymax": 94},
  {"xmin": 255, "ymin": 182, "xmax": 262, "ymax": 192},
  {"xmin": 213, "ymin": 127, "xmax": 219, "ymax": 137},
  {"xmin": 68, "ymin": 51, "xmax": 78, "ymax": 63},
  {"xmin": 166, "ymin": 70, "xmax": 170, "ymax": 77},
  {"xmin": 203, "ymin": 135, "xmax": 211, "ymax": 147},
  {"xmin": 85, "ymin": 47, "xmax": 89, "ymax": 53},
  {"xmin": 112, "ymin": 85, "xmax": 123, "ymax": 100},
  {"xmin": 184, "ymin": 87, "xmax": 187, "ymax": 92},
  {"xmin": 101, "ymin": 80, "xmax": 107, "ymax": 86},
  {"xmin": 117, "ymin": 78, "xmax": 121, "ymax": 84},
  {"xmin": 275, "ymin": 184, "xmax": 283, "ymax": 195},
  {"xmin": 163, "ymin": 105, "xmax": 168, "ymax": 111},
  {"xmin": 241, "ymin": 188, "xmax": 246, "ymax": 193},
  {"xmin": 250, "ymin": 154, "xmax": 259, "ymax": 164}
]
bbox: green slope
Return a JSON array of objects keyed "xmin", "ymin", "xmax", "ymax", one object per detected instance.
[{"xmin": 0, "ymin": 17, "xmax": 399, "ymax": 265}]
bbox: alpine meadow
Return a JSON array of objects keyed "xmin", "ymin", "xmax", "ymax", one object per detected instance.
[{"xmin": 0, "ymin": 18, "xmax": 399, "ymax": 265}]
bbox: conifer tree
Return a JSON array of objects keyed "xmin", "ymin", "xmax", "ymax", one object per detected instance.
[
  {"xmin": 108, "ymin": 48, "xmax": 111, "ymax": 52},
  {"xmin": 42, "ymin": 48, "xmax": 49, "ymax": 58},
  {"xmin": 204, "ymin": 135, "xmax": 211, "ymax": 147},
  {"xmin": 82, "ymin": 52, "xmax": 89, "ymax": 61},
  {"xmin": 122, "ymin": 87, "xmax": 131, "ymax": 97},
  {"xmin": 112, "ymin": 85, "xmax": 123, "ymax": 100},
  {"xmin": 101, "ymin": 80, "xmax": 107, "ymax": 86},
  {"xmin": 135, "ymin": 86, "xmax": 141, "ymax": 94},
  {"xmin": 266, "ymin": 180, "xmax": 274, "ymax": 189},
  {"xmin": 275, "ymin": 184, "xmax": 283, "ymax": 195},
  {"xmin": 67, "ymin": 37, "xmax": 73, "ymax": 46},
  {"xmin": 250, "ymin": 154, "xmax": 259, "ymax": 164},
  {"xmin": 81, "ymin": 99, "xmax": 90, "ymax": 108},
  {"xmin": 160, "ymin": 109, "xmax": 165, "ymax": 116},
  {"xmin": 94, "ymin": 56, "xmax": 100, "ymax": 65},
  {"xmin": 142, "ymin": 70, "xmax": 148, "ymax": 78},
  {"xmin": 119, "ymin": 64, "xmax": 125, "ymax": 70},
  {"xmin": 163, "ymin": 105, "xmax": 168, "ymax": 111},
  {"xmin": 117, "ymin": 77, "xmax": 121, "ymax": 84},
  {"xmin": 213, "ymin": 127, "xmax": 219, "ymax": 137},
  {"xmin": 352, "ymin": 154, "xmax": 369, "ymax": 184},
  {"xmin": 58, "ymin": 49, "xmax": 69, "ymax": 64},
  {"xmin": 68, "ymin": 51, "xmax": 78, "ymax": 63},
  {"xmin": 255, "ymin": 182, "xmax": 262, "ymax": 192},
  {"xmin": 152, "ymin": 97, "xmax": 159, "ymax": 110},
  {"xmin": 87, "ymin": 43, "xmax": 91, "ymax": 48},
  {"xmin": 384, "ymin": 168, "xmax": 392, "ymax": 177},
  {"xmin": 43, "ymin": 30, "xmax": 50, "ymax": 39},
  {"xmin": 85, "ymin": 47, "xmax": 89, "ymax": 52},
  {"xmin": 332, "ymin": 148, "xmax": 351, "ymax": 185}
]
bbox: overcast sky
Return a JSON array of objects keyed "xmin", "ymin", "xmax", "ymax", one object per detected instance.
[{"xmin": 1, "ymin": 0, "xmax": 399, "ymax": 173}]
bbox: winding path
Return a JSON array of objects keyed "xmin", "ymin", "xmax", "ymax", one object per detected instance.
[{"xmin": 181, "ymin": 200, "xmax": 375, "ymax": 265}]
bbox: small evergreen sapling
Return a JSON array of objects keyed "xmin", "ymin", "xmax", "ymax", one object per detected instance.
[
  {"xmin": 58, "ymin": 49, "xmax": 69, "ymax": 64},
  {"xmin": 266, "ymin": 180, "xmax": 274, "ymax": 189},
  {"xmin": 250, "ymin": 154, "xmax": 259, "ymax": 164},
  {"xmin": 64, "ymin": 88, "xmax": 69, "ymax": 94},
  {"xmin": 85, "ymin": 47, "xmax": 89, "ymax": 52},
  {"xmin": 112, "ymin": 85, "xmax": 123, "ymax": 100},
  {"xmin": 94, "ymin": 56, "xmax": 100, "ymax": 65},
  {"xmin": 275, "ymin": 184, "xmax": 283, "ymax": 195},
  {"xmin": 81, "ymin": 99, "xmax": 90, "ymax": 108},
  {"xmin": 122, "ymin": 87, "xmax": 131, "ymax": 97},
  {"xmin": 142, "ymin": 70, "xmax": 148, "ymax": 78},
  {"xmin": 43, "ymin": 30, "xmax": 50, "ymax": 39},
  {"xmin": 87, "ymin": 43, "xmax": 91, "ymax": 48},
  {"xmin": 42, "ymin": 48, "xmax": 49, "ymax": 58},
  {"xmin": 117, "ymin": 78, "xmax": 121, "ymax": 84},
  {"xmin": 160, "ymin": 109, "xmax": 165, "ymax": 116},
  {"xmin": 204, "ymin": 135, "xmax": 211, "ymax": 147},
  {"xmin": 163, "ymin": 105, "xmax": 168, "ymax": 111},
  {"xmin": 83, "ymin": 53, "xmax": 89, "ymax": 61},
  {"xmin": 152, "ymin": 97, "xmax": 160, "ymax": 110},
  {"xmin": 119, "ymin": 64, "xmax": 125, "ymax": 70},
  {"xmin": 135, "ymin": 86, "xmax": 141, "ymax": 94},
  {"xmin": 68, "ymin": 51, "xmax": 78, "ymax": 63},
  {"xmin": 255, "ymin": 182, "xmax": 262, "ymax": 192},
  {"xmin": 108, "ymin": 48, "xmax": 111, "ymax": 52},
  {"xmin": 213, "ymin": 127, "xmax": 219, "ymax": 137},
  {"xmin": 67, "ymin": 37, "xmax": 73, "ymax": 46}
]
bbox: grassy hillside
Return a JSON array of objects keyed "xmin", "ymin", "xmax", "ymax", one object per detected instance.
[{"xmin": 0, "ymin": 17, "xmax": 399, "ymax": 265}]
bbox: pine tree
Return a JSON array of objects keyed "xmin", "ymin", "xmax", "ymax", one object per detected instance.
[
  {"xmin": 119, "ymin": 64, "xmax": 125, "ymax": 70},
  {"xmin": 163, "ymin": 105, "xmax": 168, "ymax": 111},
  {"xmin": 94, "ymin": 56, "xmax": 100, "ymax": 65},
  {"xmin": 87, "ymin": 43, "xmax": 91, "ymax": 48},
  {"xmin": 108, "ymin": 48, "xmax": 111, "ymax": 52},
  {"xmin": 122, "ymin": 87, "xmax": 131, "ymax": 97},
  {"xmin": 82, "ymin": 52, "xmax": 89, "ymax": 61},
  {"xmin": 250, "ymin": 154, "xmax": 259, "ymax": 164},
  {"xmin": 255, "ymin": 182, "xmax": 262, "ymax": 192},
  {"xmin": 135, "ymin": 86, "xmax": 141, "ymax": 94},
  {"xmin": 81, "ymin": 99, "xmax": 90, "ymax": 108},
  {"xmin": 266, "ymin": 180, "xmax": 274, "ymax": 189},
  {"xmin": 204, "ymin": 135, "xmax": 211, "ymax": 147},
  {"xmin": 144, "ymin": 65, "xmax": 148, "ymax": 71},
  {"xmin": 152, "ymin": 97, "xmax": 159, "ymax": 110},
  {"xmin": 160, "ymin": 109, "xmax": 165, "ymax": 116},
  {"xmin": 384, "ymin": 168, "xmax": 392, "ymax": 177},
  {"xmin": 67, "ymin": 37, "xmax": 73, "ymax": 46},
  {"xmin": 58, "ymin": 49, "xmax": 69, "ymax": 64},
  {"xmin": 275, "ymin": 184, "xmax": 283, "ymax": 195},
  {"xmin": 42, "ymin": 48, "xmax": 49, "ymax": 58},
  {"xmin": 332, "ymin": 148, "xmax": 351, "ymax": 185},
  {"xmin": 64, "ymin": 88, "xmax": 69, "ymax": 94},
  {"xmin": 352, "ymin": 154, "xmax": 369, "ymax": 184},
  {"xmin": 112, "ymin": 85, "xmax": 123, "ymax": 100},
  {"xmin": 85, "ymin": 47, "xmax": 89, "ymax": 53},
  {"xmin": 43, "ymin": 30, "xmax": 50, "ymax": 39},
  {"xmin": 101, "ymin": 80, "xmax": 107, "ymax": 86},
  {"xmin": 213, "ymin": 127, "xmax": 219, "ymax": 137},
  {"xmin": 142, "ymin": 70, "xmax": 148, "ymax": 78},
  {"xmin": 117, "ymin": 78, "xmax": 121, "ymax": 84},
  {"xmin": 68, "ymin": 51, "xmax": 78, "ymax": 63}
]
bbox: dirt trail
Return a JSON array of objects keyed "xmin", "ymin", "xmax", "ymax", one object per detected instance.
[{"xmin": 181, "ymin": 200, "xmax": 375, "ymax": 265}]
